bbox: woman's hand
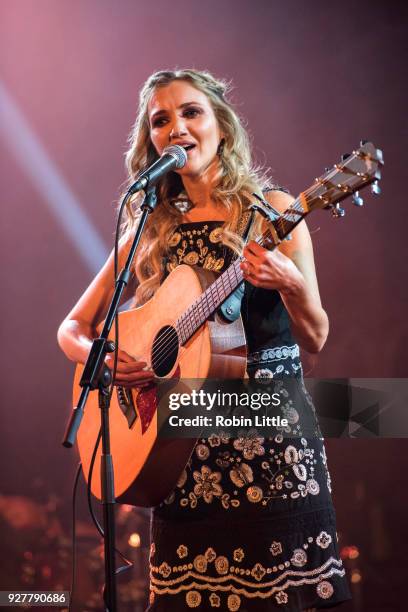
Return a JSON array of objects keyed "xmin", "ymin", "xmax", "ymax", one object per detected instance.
[
  {"xmin": 105, "ymin": 348, "xmax": 155, "ymax": 388},
  {"xmin": 240, "ymin": 238, "xmax": 328, "ymax": 353},
  {"xmin": 241, "ymin": 241, "xmax": 303, "ymax": 293}
]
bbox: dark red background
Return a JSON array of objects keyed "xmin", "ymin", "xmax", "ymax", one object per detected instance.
[{"xmin": 1, "ymin": 1, "xmax": 407, "ymax": 609}]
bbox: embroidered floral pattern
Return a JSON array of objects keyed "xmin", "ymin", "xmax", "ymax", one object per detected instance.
[
  {"xmin": 233, "ymin": 432, "xmax": 265, "ymax": 460},
  {"xmin": 283, "ymin": 405, "xmax": 299, "ymax": 424},
  {"xmin": 291, "ymin": 548, "xmax": 308, "ymax": 567},
  {"xmin": 251, "ymin": 562, "xmax": 267, "ymax": 581},
  {"xmin": 193, "ymin": 554, "xmax": 208, "ymax": 573},
  {"xmin": 227, "ymin": 593, "xmax": 241, "ymax": 610},
  {"xmin": 254, "ymin": 367, "xmax": 274, "ymax": 381},
  {"xmin": 209, "ymin": 592, "xmax": 221, "ymax": 607},
  {"xmin": 205, "ymin": 547, "xmax": 217, "ymax": 562},
  {"xmin": 270, "ymin": 541, "xmax": 283, "ymax": 556},
  {"xmin": 195, "ymin": 444, "xmax": 210, "ymax": 460},
  {"xmin": 186, "ymin": 590, "xmax": 202, "ymax": 607},
  {"xmin": 221, "ymin": 493, "xmax": 241, "ymax": 509},
  {"xmin": 306, "ymin": 478, "xmax": 320, "ymax": 495},
  {"xmin": 230, "ymin": 462, "xmax": 254, "ymax": 487},
  {"xmin": 317, "ymin": 580, "xmax": 334, "ymax": 599},
  {"xmin": 183, "ymin": 251, "xmax": 199, "ymax": 265},
  {"xmin": 158, "ymin": 561, "xmax": 171, "ymax": 578},
  {"xmin": 168, "ymin": 231, "xmax": 181, "ymax": 248},
  {"xmin": 166, "ymin": 223, "xmax": 225, "ymax": 273},
  {"xmin": 209, "ymin": 227, "xmax": 223, "ymax": 243},
  {"xmin": 293, "ymin": 463, "xmax": 307, "ymax": 481},
  {"xmin": 177, "ymin": 544, "xmax": 188, "ymax": 559},
  {"xmin": 275, "ymin": 590, "xmax": 289, "ymax": 604},
  {"xmin": 246, "ymin": 485, "xmax": 263, "ymax": 503},
  {"xmin": 193, "ymin": 465, "xmax": 223, "ymax": 502},
  {"xmin": 316, "ymin": 531, "xmax": 332, "ymax": 549},
  {"xmin": 215, "ymin": 555, "xmax": 229, "ymax": 575},
  {"xmin": 208, "ymin": 433, "xmax": 222, "ymax": 447},
  {"xmin": 165, "ymin": 435, "xmax": 326, "ymax": 510},
  {"xmin": 151, "ymin": 542, "xmax": 345, "ymax": 607}
]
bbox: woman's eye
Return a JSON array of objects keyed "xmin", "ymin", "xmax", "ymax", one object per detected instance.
[
  {"xmin": 184, "ymin": 108, "xmax": 201, "ymax": 118},
  {"xmin": 152, "ymin": 117, "xmax": 168, "ymax": 127}
]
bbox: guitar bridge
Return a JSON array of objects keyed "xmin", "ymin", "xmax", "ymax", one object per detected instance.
[{"xmin": 116, "ymin": 386, "xmax": 138, "ymax": 429}]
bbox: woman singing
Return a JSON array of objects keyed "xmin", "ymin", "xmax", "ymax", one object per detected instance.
[{"xmin": 58, "ymin": 69, "xmax": 351, "ymax": 611}]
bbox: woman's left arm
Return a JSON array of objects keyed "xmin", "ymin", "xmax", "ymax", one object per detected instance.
[{"xmin": 241, "ymin": 190, "xmax": 329, "ymax": 353}]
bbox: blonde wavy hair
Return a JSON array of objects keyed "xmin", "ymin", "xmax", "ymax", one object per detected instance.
[{"xmin": 121, "ymin": 69, "xmax": 270, "ymax": 305}]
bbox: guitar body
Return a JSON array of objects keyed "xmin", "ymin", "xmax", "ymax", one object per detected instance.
[{"xmin": 74, "ymin": 264, "xmax": 247, "ymax": 507}]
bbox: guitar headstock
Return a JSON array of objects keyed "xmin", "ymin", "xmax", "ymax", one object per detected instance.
[
  {"xmin": 256, "ymin": 141, "xmax": 384, "ymax": 248},
  {"xmin": 304, "ymin": 140, "xmax": 384, "ymax": 218}
]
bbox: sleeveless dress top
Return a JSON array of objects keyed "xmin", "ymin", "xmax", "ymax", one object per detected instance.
[{"xmin": 147, "ymin": 221, "xmax": 351, "ymax": 611}]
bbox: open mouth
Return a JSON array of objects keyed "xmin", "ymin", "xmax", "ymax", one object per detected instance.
[{"xmin": 182, "ymin": 144, "xmax": 196, "ymax": 151}]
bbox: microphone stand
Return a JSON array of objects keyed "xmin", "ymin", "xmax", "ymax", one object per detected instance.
[{"xmin": 62, "ymin": 185, "xmax": 158, "ymax": 612}]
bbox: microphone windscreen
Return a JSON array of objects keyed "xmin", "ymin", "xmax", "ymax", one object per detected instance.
[{"xmin": 163, "ymin": 145, "xmax": 187, "ymax": 169}]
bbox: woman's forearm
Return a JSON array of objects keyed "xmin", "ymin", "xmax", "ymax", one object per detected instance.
[
  {"xmin": 280, "ymin": 273, "xmax": 329, "ymax": 353},
  {"xmin": 57, "ymin": 319, "xmax": 94, "ymax": 364}
]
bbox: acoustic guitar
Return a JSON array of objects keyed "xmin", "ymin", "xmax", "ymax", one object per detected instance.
[{"xmin": 74, "ymin": 141, "xmax": 383, "ymax": 506}]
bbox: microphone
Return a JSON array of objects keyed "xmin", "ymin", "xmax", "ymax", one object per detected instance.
[{"xmin": 128, "ymin": 145, "xmax": 187, "ymax": 194}]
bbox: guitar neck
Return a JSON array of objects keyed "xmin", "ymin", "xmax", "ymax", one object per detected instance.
[
  {"xmin": 271, "ymin": 195, "xmax": 307, "ymax": 241},
  {"xmin": 176, "ymin": 259, "xmax": 244, "ymax": 345}
]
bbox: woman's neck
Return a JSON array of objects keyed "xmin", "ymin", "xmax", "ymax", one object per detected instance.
[
  {"xmin": 181, "ymin": 157, "xmax": 223, "ymax": 207},
  {"xmin": 182, "ymin": 176, "xmax": 214, "ymax": 209}
]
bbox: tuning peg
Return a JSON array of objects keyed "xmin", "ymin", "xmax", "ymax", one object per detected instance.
[
  {"xmin": 341, "ymin": 153, "xmax": 351, "ymax": 161},
  {"xmin": 371, "ymin": 180, "xmax": 381, "ymax": 195},
  {"xmin": 324, "ymin": 167, "xmax": 330, "ymax": 172},
  {"xmin": 360, "ymin": 139, "xmax": 369, "ymax": 146},
  {"xmin": 352, "ymin": 191, "xmax": 364, "ymax": 206},
  {"xmin": 332, "ymin": 203, "xmax": 346, "ymax": 218}
]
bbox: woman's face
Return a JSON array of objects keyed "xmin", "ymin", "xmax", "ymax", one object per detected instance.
[{"xmin": 148, "ymin": 80, "xmax": 223, "ymax": 180}]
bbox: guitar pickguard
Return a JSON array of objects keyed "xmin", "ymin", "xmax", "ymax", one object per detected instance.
[{"xmin": 116, "ymin": 384, "xmax": 158, "ymax": 435}]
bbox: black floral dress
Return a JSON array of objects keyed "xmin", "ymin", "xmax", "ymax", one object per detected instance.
[{"xmin": 147, "ymin": 221, "xmax": 351, "ymax": 611}]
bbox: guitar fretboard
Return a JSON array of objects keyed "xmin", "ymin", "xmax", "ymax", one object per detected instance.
[
  {"xmin": 273, "ymin": 197, "xmax": 306, "ymax": 241},
  {"xmin": 176, "ymin": 259, "xmax": 243, "ymax": 345}
]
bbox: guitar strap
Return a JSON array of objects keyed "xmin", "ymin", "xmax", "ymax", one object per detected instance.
[
  {"xmin": 219, "ymin": 186, "xmax": 288, "ymax": 322},
  {"xmin": 218, "ymin": 208, "xmax": 256, "ymax": 323}
]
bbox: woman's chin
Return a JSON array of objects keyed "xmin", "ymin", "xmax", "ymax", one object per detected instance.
[
  {"xmin": 177, "ymin": 159, "xmax": 221, "ymax": 181},
  {"xmin": 177, "ymin": 164, "xmax": 204, "ymax": 179}
]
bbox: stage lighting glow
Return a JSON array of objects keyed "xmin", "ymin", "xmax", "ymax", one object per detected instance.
[
  {"xmin": 128, "ymin": 532, "xmax": 141, "ymax": 547},
  {"xmin": 351, "ymin": 570, "xmax": 362, "ymax": 584}
]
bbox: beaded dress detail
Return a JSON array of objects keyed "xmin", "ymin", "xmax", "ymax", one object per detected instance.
[{"xmin": 147, "ymin": 220, "xmax": 351, "ymax": 611}]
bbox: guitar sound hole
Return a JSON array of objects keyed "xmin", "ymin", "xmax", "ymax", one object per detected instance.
[{"xmin": 152, "ymin": 325, "xmax": 179, "ymax": 377}]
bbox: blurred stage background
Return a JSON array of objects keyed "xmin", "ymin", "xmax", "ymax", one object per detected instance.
[{"xmin": 1, "ymin": 1, "xmax": 407, "ymax": 610}]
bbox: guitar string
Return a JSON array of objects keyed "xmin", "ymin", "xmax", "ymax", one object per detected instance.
[
  {"xmin": 143, "ymin": 156, "xmax": 374, "ymax": 371},
  {"xmin": 146, "ymin": 159, "xmax": 371, "ymax": 371},
  {"xmin": 150, "ymin": 260, "xmax": 243, "ymax": 369}
]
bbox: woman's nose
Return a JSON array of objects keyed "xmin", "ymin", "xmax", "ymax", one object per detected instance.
[{"xmin": 169, "ymin": 121, "xmax": 187, "ymax": 141}]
